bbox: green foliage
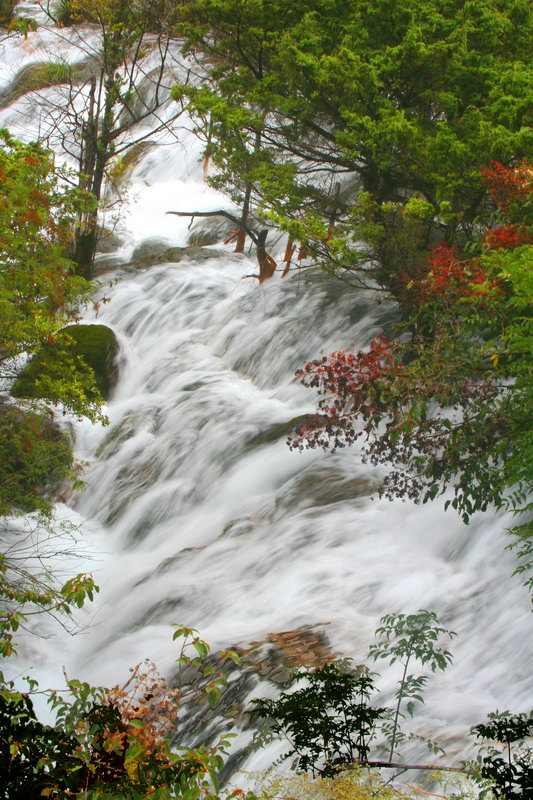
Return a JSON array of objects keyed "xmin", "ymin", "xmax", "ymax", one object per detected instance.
[
  {"xmin": 172, "ymin": 623, "xmax": 241, "ymax": 710},
  {"xmin": 39, "ymin": 0, "xmax": 186, "ymax": 278},
  {"xmin": 251, "ymin": 661, "xmax": 386, "ymax": 777},
  {"xmin": 256, "ymin": 766, "xmax": 410, "ymax": 799},
  {"xmin": 0, "ymin": 131, "xmax": 104, "ymax": 513},
  {"xmin": 177, "ymin": 0, "xmax": 532, "ymax": 285},
  {"xmin": 470, "ymin": 711, "xmax": 533, "ymax": 799},
  {"xmin": 369, "ymin": 610, "xmax": 455, "ymax": 759},
  {"xmin": 0, "ymin": 130, "xmax": 98, "ymax": 410},
  {"xmin": 0, "ymin": 523, "xmax": 98, "ymax": 658},
  {"xmin": 251, "ymin": 611, "xmax": 454, "ymax": 775},
  {"xmin": 0, "ymin": 132, "xmax": 106, "ymax": 658},
  {"xmin": 50, "ymin": 0, "xmax": 98, "ymax": 26},
  {"xmin": 7, "ymin": 16, "xmax": 38, "ymax": 37},
  {"xmin": 1, "ymin": 627, "xmax": 255, "ymax": 800},
  {"xmin": 0, "ymin": 692, "xmax": 84, "ymax": 797},
  {"xmin": 13, "ymin": 323, "xmax": 119, "ymax": 406},
  {"xmin": 369, "ymin": 610, "xmax": 456, "ymax": 673},
  {"xmin": 0, "ymin": 0, "xmax": 16, "ymax": 25},
  {"xmin": 0, "ymin": 404, "xmax": 73, "ymax": 516},
  {"xmin": 290, "ymin": 162, "xmax": 533, "ymax": 588}
]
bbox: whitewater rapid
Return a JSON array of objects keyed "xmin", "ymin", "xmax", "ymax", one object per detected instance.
[{"xmin": 1, "ymin": 4, "xmax": 531, "ymax": 774}]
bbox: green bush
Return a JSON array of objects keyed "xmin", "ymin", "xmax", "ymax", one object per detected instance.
[
  {"xmin": 0, "ymin": 403, "xmax": 73, "ymax": 515},
  {"xmin": 0, "ymin": 0, "xmax": 16, "ymax": 25},
  {"xmin": 13, "ymin": 324, "xmax": 119, "ymax": 403}
]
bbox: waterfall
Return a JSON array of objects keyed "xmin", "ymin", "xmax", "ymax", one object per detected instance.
[{"xmin": 1, "ymin": 4, "xmax": 531, "ymax": 776}]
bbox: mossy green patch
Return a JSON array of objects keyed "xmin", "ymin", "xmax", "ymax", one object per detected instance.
[
  {"xmin": 0, "ymin": 61, "xmax": 85, "ymax": 108},
  {"xmin": 0, "ymin": 0, "xmax": 16, "ymax": 25},
  {"xmin": 13, "ymin": 324, "xmax": 119, "ymax": 402},
  {"xmin": 107, "ymin": 141, "xmax": 157, "ymax": 187}
]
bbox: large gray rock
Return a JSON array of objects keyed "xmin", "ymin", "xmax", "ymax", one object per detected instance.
[
  {"xmin": 95, "ymin": 228, "xmax": 126, "ymax": 253},
  {"xmin": 129, "ymin": 238, "xmax": 229, "ymax": 267},
  {"xmin": 186, "ymin": 216, "xmax": 236, "ymax": 247}
]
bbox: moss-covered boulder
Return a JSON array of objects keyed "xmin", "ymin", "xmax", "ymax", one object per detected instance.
[
  {"xmin": 13, "ymin": 324, "xmax": 119, "ymax": 402},
  {"xmin": 105, "ymin": 141, "xmax": 158, "ymax": 197},
  {"xmin": 0, "ymin": 402, "xmax": 73, "ymax": 514},
  {"xmin": 0, "ymin": 60, "xmax": 90, "ymax": 108}
]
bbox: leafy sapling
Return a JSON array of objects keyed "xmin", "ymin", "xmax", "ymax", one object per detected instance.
[
  {"xmin": 471, "ymin": 710, "xmax": 533, "ymax": 799},
  {"xmin": 368, "ymin": 610, "xmax": 456, "ymax": 760},
  {"xmin": 172, "ymin": 624, "xmax": 240, "ymax": 709},
  {"xmin": 250, "ymin": 660, "xmax": 387, "ymax": 777}
]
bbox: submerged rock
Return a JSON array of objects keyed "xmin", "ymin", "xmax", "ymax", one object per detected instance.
[
  {"xmin": 185, "ymin": 212, "xmax": 266, "ymax": 248},
  {"xmin": 278, "ymin": 462, "xmax": 381, "ymax": 509},
  {"xmin": 95, "ymin": 228, "xmax": 127, "ymax": 254},
  {"xmin": 104, "ymin": 140, "xmax": 158, "ymax": 200},
  {"xmin": 248, "ymin": 415, "xmax": 314, "ymax": 447}
]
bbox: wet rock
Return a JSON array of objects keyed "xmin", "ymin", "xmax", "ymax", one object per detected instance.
[
  {"xmin": 249, "ymin": 414, "xmax": 320, "ymax": 447},
  {"xmin": 186, "ymin": 216, "xmax": 236, "ymax": 247},
  {"xmin": 95, "ymin": 228, "xmax": 127, "ymax": 253},
  {"xmin": 278, "ymin": 463, "xmax": 381, "ymax": 508},
  {"xmin": 168, "ymin": 624, "xmax": 337, "ymax": 775},
  {"xmin": 129, "ymin": 238, "xmax": 229, "ymax": 267},
  {"xmin": 239, "ymin": 625, "xmax": 338, "ymax": 681}
]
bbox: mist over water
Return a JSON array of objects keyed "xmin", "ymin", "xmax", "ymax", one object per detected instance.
[{"xmin": 1, "ymin": 4, "xmax": 532, "ymax": 771}]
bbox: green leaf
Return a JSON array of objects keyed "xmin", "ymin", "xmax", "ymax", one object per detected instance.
[{"xmin": 128, "ymin": 718, "xmax": 148, "ymax": 729}]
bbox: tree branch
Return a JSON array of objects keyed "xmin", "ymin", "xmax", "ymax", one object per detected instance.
[
  {"xmin": 365, "ymin": 760, "xmax": 467, "ymax": 773},
  {"xmin": 165, "ymin": 209, "xmax": 261, "ymax": 244}
]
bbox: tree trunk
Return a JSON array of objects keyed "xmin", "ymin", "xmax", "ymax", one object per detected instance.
[
  {"xmin": 256, "ymin": 229, "xmax": 276, "ymax": 281},
  {"xmin": 235, "ymin": 180, "xmax": 253, "ymax": 253},
  {"xmin": 71, "ymin": 75, "xmax": 114, "ymax": 280},
  {"xmin": 72, "ymin": 221, "xmax": 98, "ymax": 280}
]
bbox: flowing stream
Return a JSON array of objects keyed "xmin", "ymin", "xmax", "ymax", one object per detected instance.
[{"xmin": 1, "ymin": 5, "xmax": 532, "ymax": 778}]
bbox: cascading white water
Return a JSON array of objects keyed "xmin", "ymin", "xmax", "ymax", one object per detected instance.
[{"xmin": 1, "ymin": 5, "xmax": 532, "ymax": 776}]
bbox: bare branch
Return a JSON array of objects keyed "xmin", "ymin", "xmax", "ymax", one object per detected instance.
[{"xmin": 166, "ymin": 209, "xmax": 262, "ymax": 244}]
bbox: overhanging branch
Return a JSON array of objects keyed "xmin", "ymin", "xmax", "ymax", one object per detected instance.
[{"xmin": 166, "ymin": 209, "xmax": 260, "ymax": 244}]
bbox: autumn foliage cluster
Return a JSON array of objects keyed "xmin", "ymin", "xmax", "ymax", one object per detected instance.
[
  {"xmin": 290, "ymin": 162, "xmax": 533, "ymax": 531},
  {"xmin": 2, "ymin": 629, "xmax": 254, "ymax": 800}
]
